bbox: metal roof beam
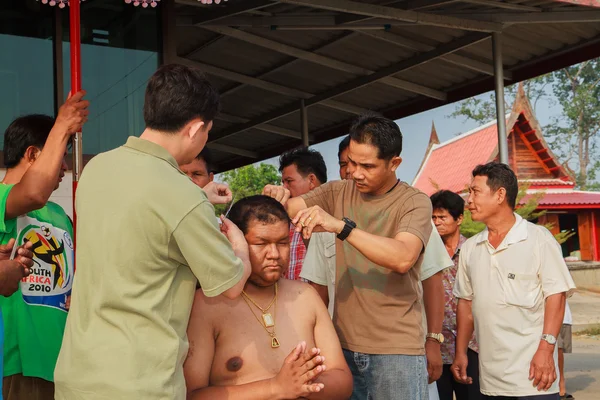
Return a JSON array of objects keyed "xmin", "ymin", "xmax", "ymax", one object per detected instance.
[
  {"xmin": 336, "ymin": 0, "xmax": 459, "ymax": 25},
  {"xmin": 276, "ymin": 0, "xmax": 504, "ymax": 32},
  {"xmin": 202, "ymin": 14, "xmax": 338, "ymax": 27},
  {"xmin": 400, "ymin": 0, "xmax": 460, "ymax": 10},
  {"xmin": 205, "ymin": 143, "xmax": 259, "ymax": 158},
  {"xmin": 358, "ymin": 29, "xmax": 512, "ymax": 79},
  {"xmin": 459, "ymin": 0, "xmax": 541, "ymax": 12},
  {"xmin": 175, "ymin": 0, "xmax": 277, "ymax": 24},
  {"xmin": 209, "ymin": 32, "xmax": 488, "ymax": 143},
  {"xmin": 203, "ymin": 26, "xmax": 447, "ymax": 100},
  {"xmin": 176, "ymin": 57, "xmax": 369, "ymax": 115},
  {"xmin": 444, "ymin": 10, "xmax": 600, "ymax": 23},
  {"xmin": 218, "ymin": 113, "xmax": 305, "ymax": 139}
]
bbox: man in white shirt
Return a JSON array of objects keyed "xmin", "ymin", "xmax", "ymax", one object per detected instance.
[{"xmin": 452, "ymin": 162, "xmax": 576, "ymax": 400}]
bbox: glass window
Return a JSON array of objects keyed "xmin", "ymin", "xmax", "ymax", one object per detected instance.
[
  {"xmin": 0, "ymin": 1, "xmax": 55, "ymax": 148},
  {"xmin": 62, "ymin": 0, "xmax": 160, "ymax": 155}
]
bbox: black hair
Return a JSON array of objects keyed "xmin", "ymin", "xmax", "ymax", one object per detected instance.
[
  {"xmin": 430, "ymin": 190, "xmax": 465, "ymax": 220},
  {"xmin": 278, "ymin": 147, "xmax": 327, "ymax": 185},
  {"xmin": 472, "ymin": 162, "xmax": 518, "ymax": 209},
  {"xmin": 3, "ymin": 114, "xmax": 55, "ymax": 168},
  {"xmin": 348, "ymin": 112, "xmax": 403, "ymax": 160},
  {"xmin": 338, "ymin": 135, "xmax": 350, "ymax": 160},
  {"xmin": 195, "ymin": 148, "xmax": 214, "ymax": 173},
  {"xmin": 143, "ymin": 64, "xmax": 220, "ymax": 133},
  {"xmin": 228, "ymin": 195, "xmax": 291, "ymax": 235}
]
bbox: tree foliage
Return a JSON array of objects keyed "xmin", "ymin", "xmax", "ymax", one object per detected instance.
[
  {"xmin": 214, "ymin": 163, "xmax": 281, "ymax": 215},
  {"xmin": 450, "ymin": 59, "xmax": 600, "ymax": 190}
]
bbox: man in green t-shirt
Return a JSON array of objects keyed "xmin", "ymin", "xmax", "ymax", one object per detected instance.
[{"xmin": 0, "ymin": 92, "xmax": 89, "ymax": 400}]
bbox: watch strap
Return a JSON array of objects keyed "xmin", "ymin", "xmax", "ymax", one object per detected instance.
[{"xmin": 337, "ymin": 217, "xmax": 356, "ymax": 241}]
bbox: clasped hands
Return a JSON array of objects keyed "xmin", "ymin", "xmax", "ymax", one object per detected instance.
[{"xmin": 262, "ymin": 185, "xmax": 343, "ymax": 239}]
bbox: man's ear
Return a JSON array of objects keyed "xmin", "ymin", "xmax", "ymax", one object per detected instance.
[
  {"xmin": 186, "ymin": 119, "xmax": 206, "ymax": 141},
  {"xmin": 390, "ymin": 156, "xmax": 402, "ymax": 172},
  {"xmin": 25, "ymin": 146, "xmax": 40, "ymax": 164},
  {"xmin": 308, "ymin": 173, "xmax": 319, "ymax": 190},
  {"xmin": 457, "ymin": 214, "xmax": 464, "ymax": 226},
  {"xmin": 496, "ymin": 187, "xmax": 507, "ymax": 205}
]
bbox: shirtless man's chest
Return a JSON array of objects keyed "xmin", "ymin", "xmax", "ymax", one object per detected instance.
[{"xmin": 209, "ymin": 282, "xmax": 317, "ymax": 386}]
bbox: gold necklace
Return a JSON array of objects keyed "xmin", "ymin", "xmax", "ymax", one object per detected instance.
[{"xmin": 241, "ymin": 283, "xmax": 280, "ymax": 348}]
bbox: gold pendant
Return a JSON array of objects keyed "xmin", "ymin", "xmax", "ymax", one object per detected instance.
[
  {"xmin": 262, "ymin": 313, "xmax": 274, "ymax": 328},
  {"xmin": 271, "ymin": 336, "xmax": 280, "ymax": 348}
]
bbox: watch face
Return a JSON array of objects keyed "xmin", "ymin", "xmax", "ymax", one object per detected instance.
[{"xmin": 543, "ymin": 334, "xmax": 557, "ymax": 344}]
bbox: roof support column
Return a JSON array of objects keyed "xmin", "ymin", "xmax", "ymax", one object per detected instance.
[
  {"xmin": 300, "ymin": 99, "xmax": 309, "ymax": 147},
  {"xmin": 493, "ymin": 32, "xmax": 509, "ymax": 165}
]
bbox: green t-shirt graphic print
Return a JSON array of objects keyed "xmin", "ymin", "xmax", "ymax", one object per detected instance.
[{"xmin": 0, "ymin": 183, "xmax": 73, "ymax": 382}]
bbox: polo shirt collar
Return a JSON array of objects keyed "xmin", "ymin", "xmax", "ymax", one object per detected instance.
[
  {"xmin": 476, "ymin": 213, "xmax": 528, "ymax": 250},
  {"xmin": 123, "ymin": 136, "xmax": 181, "ymax": 172}
]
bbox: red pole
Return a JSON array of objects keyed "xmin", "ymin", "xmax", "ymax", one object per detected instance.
[{"xmin": 69, "ymin": 0, "xmax": 82, "ymax": 271}]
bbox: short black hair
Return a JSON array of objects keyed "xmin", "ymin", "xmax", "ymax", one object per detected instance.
[
  {"xmin": 278, "ymin": 147, "xmax": 327, "ymax": 185},
  {"xmin": 349, "ymin": 112, "xmax": 403, "ymax": 160},
  {"xmin": 472, "ymin": 162, "xmax": 518, "ymax": 209},
  {"xmin": 228, "ymin": 195, "xmax": 290, "ymax": 235},
  {"xmin": 195, "ymin": 148, "xmax": 214, "ymax": 173},
  {"xmin": 143, "ymin": 64, "xmax": 220, "ymax": 133},
  {"xmin": 430, "ymin": 190, "xmax": 465, "ymax": 220},
  {"xmin": 3, "ymin": 114, "xmax": 55, "ymax": 168},
  {"xmin": 338, "ymin": 135, "xmax": 350, "ymax": 160}
]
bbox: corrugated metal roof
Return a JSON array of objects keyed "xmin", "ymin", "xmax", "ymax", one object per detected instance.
[{"xmin": 172, "ymin": 0, "xmax": 600, "ymax": 172}]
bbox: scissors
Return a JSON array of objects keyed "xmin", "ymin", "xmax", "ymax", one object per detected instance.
[{"xmin": 224, "ymin": 194, "xmax": 237, "ymax": 219}]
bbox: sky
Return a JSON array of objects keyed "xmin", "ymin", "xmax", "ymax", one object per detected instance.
[{"xmin": 236, "ymin": 89, "xmax": 562, "ymax": 184}]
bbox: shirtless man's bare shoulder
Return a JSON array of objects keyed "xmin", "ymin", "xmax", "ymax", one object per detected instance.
[{"xmin": 184, "ymin": 196, "xmax": 352, "ymax": 400}]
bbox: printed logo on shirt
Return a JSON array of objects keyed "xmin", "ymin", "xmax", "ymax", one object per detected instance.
[{"xmin": 16, "ymin": 216, "xmax": 73, "ymax": 312}]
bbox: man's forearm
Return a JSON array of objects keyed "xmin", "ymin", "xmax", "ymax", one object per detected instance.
[
  {"xmin": 221, "ymin": 252, "xmax": 251, "ymax": 299},
  {"xmin": 345, "ymin": 229, "xmax": 419, "ymax": 273},
  {"xmin": 8, "ymin": 128, "xmax": 69, "ymax": 218},
  {"xmin": 423, "ymin": 272, "xmax": 444, "ymax": 334},
  {"xmin": 539, "ymin": 292, "xmax": 566, "ymax": 352},
  {"xmin": 456, "ymin": 299, "xmax": 474, "ymax": 355},
  {"xmin": 307, "ymin": 369, "xmax": 353, "ymax": 400},
  {"xmin": 188, "ymin": 379, "xmax": 279, "ymax": 400}
]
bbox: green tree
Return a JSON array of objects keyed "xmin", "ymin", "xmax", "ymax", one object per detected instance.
[
  {"xmin": 214, "ymin": 163, "xmax": 281, "ymax": 215},
  {"xmin": 460, "ymin": 183, "xmax": 574, "ymax": 244},
  {"xmin": 449, "ymin": 76, "xmax": 549, "ymax": 127},
  {"xmin": 450, "ymin": 59, "xmax": 600, "ymax": 190},
  {"xmin": 544, "ymin": 61, "xmax": 600, "ymax": 190}
]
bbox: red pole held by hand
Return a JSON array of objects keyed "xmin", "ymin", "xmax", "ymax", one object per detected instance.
[{"xmin": 69, "ymin": 0, "xmax": 82, "ymax": 272}]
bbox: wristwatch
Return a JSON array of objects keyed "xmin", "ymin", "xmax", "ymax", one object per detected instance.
[
  {"xmin": 541, "ymin": 333, "xmax": 557, "ymax": 345},
  {"xmin": 337, "ymin": 217, "xmax": 356, "ymax": 241},
  {"xmin": 426, "ymin": 333, "xmax": 444, "ymax": 344}
]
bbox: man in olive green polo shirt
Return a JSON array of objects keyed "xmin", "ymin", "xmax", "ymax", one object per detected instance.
[{"xmin": 54, "ymin": 64, "xmax": 251, "ymax": 400}]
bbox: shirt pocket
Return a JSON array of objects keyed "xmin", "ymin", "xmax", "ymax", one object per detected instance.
[
  {"xmin": 502, "ymin": 272, "xmax": 541, "ymax": 309},
  {"xmin": 325, "ymin": 239, "xmax": 336, "ymax": 286}
]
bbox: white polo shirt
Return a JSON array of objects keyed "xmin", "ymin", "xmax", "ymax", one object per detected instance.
[{"xmin": 454, "ymin": 213, "xmax": 576, "ymax": 397}]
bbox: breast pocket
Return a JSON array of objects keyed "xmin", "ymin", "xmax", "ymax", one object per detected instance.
[{"xmin": 502, "ymin": 272, "xmax": 541, "ymax": 309}]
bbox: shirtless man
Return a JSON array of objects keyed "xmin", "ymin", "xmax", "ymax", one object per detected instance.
[{"xmin": 184, "ymin": 195, "xmax": 353, "ymax": 400}]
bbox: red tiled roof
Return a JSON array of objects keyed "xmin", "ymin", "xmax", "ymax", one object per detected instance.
[
  {"xmin": 521, "ymin": 191, "xmax": 600, "ymax": 207},
  {"xmin": 413, "ymin": 121, "xmax": 499, "ymax": 195},
  {"xmin": 522, "ymin": 179, "xmax": 574, "ymax": 186}
]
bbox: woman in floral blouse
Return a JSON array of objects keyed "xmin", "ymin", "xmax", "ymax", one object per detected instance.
[{"xmin": 431, "ymin": 190, "xmax": 481, "ymax": 400}]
